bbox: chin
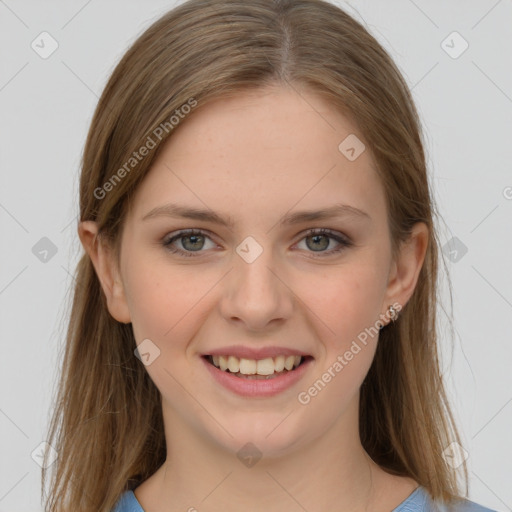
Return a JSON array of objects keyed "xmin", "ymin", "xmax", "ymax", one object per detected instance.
[{"xmin": 205, "ymin": 408, "xmax": 309, "ymax": 462}]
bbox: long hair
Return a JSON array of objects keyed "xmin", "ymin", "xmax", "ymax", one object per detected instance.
[{"xmin": 42, "ymin": 0, "xmax": 468, "ymax": 510}]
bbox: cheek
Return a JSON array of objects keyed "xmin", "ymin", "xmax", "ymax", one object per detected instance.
[
  {"xmin": 123, "ymin": 254, "xmax": 217, "ymax": 347},
  {"xmin": 122, "ymin": 252, "xmax": 176, "ymax": 337},
  {"xmin": 123, "ymin": 257, "xmax": 214, "ymax": 392},
  {"xmin": 295, "ymin": 260, "xmax": 385, "ymax": 348},
  {"xmin": 294, "ymin": 264, "xmax": 383, "ymax": 415}
]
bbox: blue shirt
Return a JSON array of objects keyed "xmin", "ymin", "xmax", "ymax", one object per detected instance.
[{"xmin": 111, "ymin": 485, "xmax": 497, "ymax": 511}]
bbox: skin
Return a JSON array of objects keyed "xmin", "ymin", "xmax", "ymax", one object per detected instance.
[{"xmin": 79, "ymin": 84, "xmax": 428, "ymax": 512}]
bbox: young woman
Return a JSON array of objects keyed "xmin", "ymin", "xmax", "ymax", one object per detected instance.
[{"xmin": 42, "ymin": 1, "xmax": 497, "ymax": 511}]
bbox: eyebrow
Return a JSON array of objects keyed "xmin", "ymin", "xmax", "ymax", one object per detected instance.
[{"xmin": 141, "ymin": 202, "xmax": 371, "ymax": 227}]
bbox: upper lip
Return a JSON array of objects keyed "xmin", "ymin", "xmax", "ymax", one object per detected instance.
[{"xmin": 204, "ymin": 345, "xmax": 312, "ymax": 360}]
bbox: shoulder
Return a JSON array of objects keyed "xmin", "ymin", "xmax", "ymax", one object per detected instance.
[
  {"xmin": 111, "ymin": 490, "xmax": 144, "ymax": 512},
  {"xmin": 393, "ymin": 486, "xmax": 499, "ymax": 512},
  {"xmin": 110, "ymin": 486, "xmax": 498, "ymax": 512}
]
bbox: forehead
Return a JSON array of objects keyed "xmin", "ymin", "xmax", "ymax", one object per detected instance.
[{"xmin": 127, "ymin": 85, "xmax": 386, "ymax": 227}]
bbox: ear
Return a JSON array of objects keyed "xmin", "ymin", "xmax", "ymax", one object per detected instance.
[
  {"xmin": 381, "ymin": 222, "xmax": 429, "ymax": 322},
  {"xmin": 77, "ymin": 221, "xmax": 131, "ymax": 324}
]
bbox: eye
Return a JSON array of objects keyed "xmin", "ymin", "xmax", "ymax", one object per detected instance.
[
  {"xmin": 294, "ymin": 228, "xmax": 352, "ymax": 257},
  {"xmin": 162, "ymin": 228, "xmax": 352, "ymax": 258},
  {"xmin": 162, "ymin": 229, "xmax": 217, "ymax": 257}
]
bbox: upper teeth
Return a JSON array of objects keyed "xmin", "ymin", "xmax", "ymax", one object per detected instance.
[{"xmin": 211, "ymin": 355, "xmax": 302, "ymax": 375}]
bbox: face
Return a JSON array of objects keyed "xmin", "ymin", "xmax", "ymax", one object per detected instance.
[{"xmin": 87, "ymin": 85, "xmax": 423, "ymax": 459}]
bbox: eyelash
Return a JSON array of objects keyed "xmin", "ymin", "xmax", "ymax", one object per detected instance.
[{"xmin": 162, "ymin": 228, "xmax": 352, "ymax": 258}]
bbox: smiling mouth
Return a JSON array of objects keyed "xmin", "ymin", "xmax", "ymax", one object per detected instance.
[{"xmin": 203, "ymin": 354, "xmax": 313, "ymax": 380}]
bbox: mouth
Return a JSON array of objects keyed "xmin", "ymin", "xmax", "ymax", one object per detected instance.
[{"xmin": 202, "ymin": 354, "xmax": 314, "ymax": 380}]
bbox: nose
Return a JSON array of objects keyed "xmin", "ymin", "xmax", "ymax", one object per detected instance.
[{"xmin": 219, "ymin": 242, "xmax": 294, "ymax": 332}]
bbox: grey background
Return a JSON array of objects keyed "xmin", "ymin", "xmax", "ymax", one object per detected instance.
[{"xmin": 0, "ymin": 1, "xmax": 511, "ymax": 510}]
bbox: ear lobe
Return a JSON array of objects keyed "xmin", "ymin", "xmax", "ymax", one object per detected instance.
[
  {"xmin": 383, "ymin": 222, "xmax": 429, "ymax": 314},
  {"xmin": 77, "ymin": 221, "xmax": 131, "ymax": 324}
]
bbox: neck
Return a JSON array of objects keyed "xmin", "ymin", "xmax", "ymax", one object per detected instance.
[{"xmin": 138, "ymin": 401, "xmax": 385, "ymax": 512}]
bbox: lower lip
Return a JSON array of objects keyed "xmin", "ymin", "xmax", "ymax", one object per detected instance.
[{"xmin": 201, "ymin": 356, "xmax": 314, "ymax": 398}]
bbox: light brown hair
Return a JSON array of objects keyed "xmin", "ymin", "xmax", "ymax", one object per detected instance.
[{"xmin": 42, "ymin": 0, "xmax": 468, "ymax": 510}]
